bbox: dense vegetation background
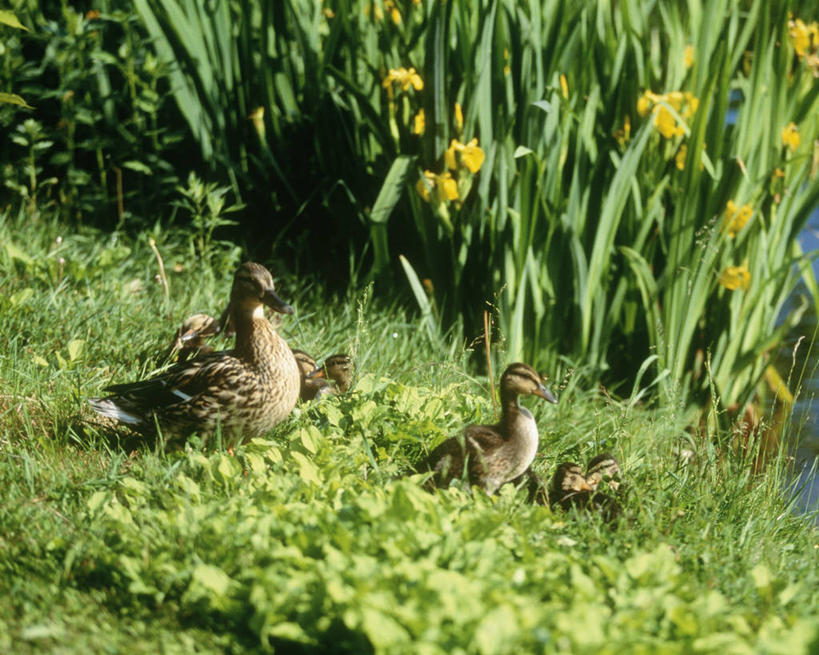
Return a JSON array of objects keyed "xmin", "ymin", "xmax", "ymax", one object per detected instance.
[
  {"xmin": 4, "ymin": 0, "xmax": 819, "ymax": 412},
  {"xmin": 1, "ymin": 1, "xmax": 819, "ymax": 652}
]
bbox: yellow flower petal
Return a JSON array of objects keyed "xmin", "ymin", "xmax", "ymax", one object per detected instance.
[
  {"xmin": 454, "ymin": 102, "xmax": 463, "ymax": 132},
  {"xmin": 413, "ymin": 109, "xmax": 425, "ymax": 135},
  {"xmin": 719, "ymin": 264, "xmax": 751, "ymax": 291},
  {"xmin": 440, "ymin": 172, "xmax": 459, "ymax": 201},
  {"xmin": 782, "ymin": 122, "xmax": 800, "ymax": 151},
  {"xmin": 684, "ymin": 45, "xmax": 694, "ymax": 69},
  {"xmin": 675, "ymin": 144, "xmax": 687, "ymax": 170},
  {"xmin": 460, "ymin": 138, "xmax": 485, "ymax": 173},
  {"xmin": 723, "ymin": 200, "xmax": 753, "ymax": 238},
  {"xmin": 560, "ymin": 74, "xmax": 569, "ymax": 100},
  {"xmin": 445, "ymin": 141, "xmax": 457, "ymax": 170},
  {"xmin": 637, "ymin": 93, "xmax": 651, "ymax": 117},
  {"xmin": 416, "ymin": 170, "xmax": 435, "ymax": 202},
  {"xmin": 654, "ymin": 105, "xmax": 678, "ymax": 139}
]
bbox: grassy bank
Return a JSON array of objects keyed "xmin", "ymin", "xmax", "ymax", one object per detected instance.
[{"xmin": 1, "ymin": 216, "xmax": 818, "ymax": 653}]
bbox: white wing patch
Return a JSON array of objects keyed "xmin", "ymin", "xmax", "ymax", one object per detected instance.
[
  {"xmin": 88, "ymin": 399, "xmax": 141, "ymax": 425},
  {"xmin": 171, "ymin": 388, "xmax": 193, "ymax": 402}
]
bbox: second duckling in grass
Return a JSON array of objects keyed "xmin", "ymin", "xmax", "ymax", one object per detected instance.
[{"xmin": 308, "ymin": 353, "xmax": 354, "ymax": 398}]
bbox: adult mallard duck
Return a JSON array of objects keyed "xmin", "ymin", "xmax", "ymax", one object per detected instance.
[
  {"xmin": 89, "ymin": 262, "xmax": 301, "ymax": 446},
  {"xmin": 420, "ymin": 362, "xmax": 558, "ymax": 494},
  {"xmin": 549, "ymin": 462, "xmax": 593, "ymax": 511},
  {"xmin": 308, "ymin": 353, "xmax": 354, "ymax": 398},
  {"xmin": 165, "ymin": 313, "xmax": 220, "ymax": 363}
]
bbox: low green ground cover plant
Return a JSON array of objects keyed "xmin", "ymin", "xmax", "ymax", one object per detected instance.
[{"xmin": 1, "ymin": 212, "xmax": 817, "ymax": 653}]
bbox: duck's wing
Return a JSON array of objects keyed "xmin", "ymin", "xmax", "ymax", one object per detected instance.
[
  {"xmin": 462, "ymin": 423, "xmax": 505, "ymax": 452},
  {"xmin": 92, "ymin": 351, "xmax": 236, "ymax": 425}
]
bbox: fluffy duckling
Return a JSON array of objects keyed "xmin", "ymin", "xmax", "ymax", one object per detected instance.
[
  {"xmin": 585, "ymin": 453, "xmax": 622, "ymax": 491},
  {"xmin": 166, "ymin": 313, "xmax": 220, "ymax": 363},
  {"xmin": 308, "ymin": 353, "xmax": 354, "ymax": 398},
  {"xmin": 90, "ymin": 262, "xmax": 301, "ymax": 446},
  {"xmin": 292, "ymin": 349, "xmax": 327, "ymax": 401},
  {"xmin": 585, "ymin": 453, "xmax": 624, "ymax": 521},
  {"xmin": 420, "ymin": 363, "xmax": 558, "ymax": 494},
  {"xmin": 549, "ymin": 462, "xmax": 594, "ymax": 511}
]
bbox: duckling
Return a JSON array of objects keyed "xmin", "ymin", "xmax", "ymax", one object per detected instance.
[
  {"xmin": 585, "ymin": 453, "xmax": 624, "ymax": 521},
  {"xmin": 292, "ymin": 349, "xmax": 327, "ymax": 401},
  {"xmin": 585, "ymin": 453, "xmax": 622, "ymax": 492},
  {"xmin": 166, "ymin": 313, "xmax": 220, "ymax": 363},
  {"xmin": 420, "ymin": 363, "xmax": 558, "ymax": 494},
  {"xmin": 89, "ymin": 262, "xmax": 301, "ymax": 446},
  {"xmin": 308, "ymin": 353, "xmax": 354, "ymax": 398},
  {"xmin": 549, "ymin": 462, "xmax": 594, "ymax": 511}
]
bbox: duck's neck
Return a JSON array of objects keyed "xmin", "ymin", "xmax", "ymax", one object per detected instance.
[
  {"xmin": 232, "ymin": 304, "xmax": 280, "ymax": 365},
  {"xmin": 498, "ymin": 389, "xmax": 530, "ymax": 436}
]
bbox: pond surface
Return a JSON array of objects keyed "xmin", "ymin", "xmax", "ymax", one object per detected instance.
[{"xmin": 781, "ymin": 206, "xmax": 819, "ymax": 520}]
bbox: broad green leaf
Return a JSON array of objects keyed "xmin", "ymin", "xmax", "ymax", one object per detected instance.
[
  {"xmin": 0, "ymin": 10, "xmax": 28, "ymax": 30},
  {"xmin": 67, "ymin": 339, "xmax": 84, "ymax": 362},
  {"xmin": 369, "ymin": 155, "xmax": 414, "ymax": 225},
  {"xmin": 5, "ymin": 241, "xmax": 33, "ymax": 264},
  {"xmin": 0, "ymin": 92, "xmax": 33, "ymax": 108},
  {"xmin": 190, "ymin": 563, "xmax": 231, "ymax": 596},
  {"xmin": 291, "ymin": 451, "xmax": 321, "ymax": 485}
]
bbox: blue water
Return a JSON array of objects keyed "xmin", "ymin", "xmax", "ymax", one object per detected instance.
[{"xmin": 784, "ymin": 206, "xmax": 819, "ymax": 519}]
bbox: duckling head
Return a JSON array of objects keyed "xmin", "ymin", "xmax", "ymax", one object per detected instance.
[
  {"xmin": 500, "ymin": 363, "xmax": 558, "ymax": 404},
  {"xmin": 321, "ymin": 353, "xmax": 354, "ymax": 393},
  {"xmin": 550, "ymin": 462, "xmax": 593, "ymax": 507},
  {"xmin": 292, "ymin": 349, "xmax": 318, "ymax": 377},
  {"xmin": 176, "ymin": 313, "xmax": 219, "ymax": 347},
  {"xmin": 585, "ymin": 453, "xmax": 622, "ymax": 491},
  {"xmin": 230, "ymin": 262, "xmax": 293, "ymax": 320}
]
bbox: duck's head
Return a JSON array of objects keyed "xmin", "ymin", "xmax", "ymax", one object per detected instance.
[
  {"xmin": 586, "ymin": 453, "xmax": 622, "ymax": 491},
  {"xmin": 550, "ymin": 462, "xmax": 593, "ymax": 502},
  {"xmin": 230, "ymin": 262, "xmax": 293, "ymax": 319},
  {"xmin": 500, "ymin": 363, "xmax": 558, "ymax": 404},
  {"xmin": 176, "ymin": 313, "xmax": 219, "ymax": 346},
  {"xmin": 309, "ymin": 353, "xmax": 354, "ymax": 393}
]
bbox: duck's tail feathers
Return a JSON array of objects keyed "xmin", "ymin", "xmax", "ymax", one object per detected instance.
[{"xmin": 88, "ymin": 398, "xmax": 141, "ymax": 425}]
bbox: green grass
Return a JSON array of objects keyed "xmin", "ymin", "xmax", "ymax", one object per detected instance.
[{"xmin": 1, "ymin": 212, "xmax": 818, "ymax": 653}]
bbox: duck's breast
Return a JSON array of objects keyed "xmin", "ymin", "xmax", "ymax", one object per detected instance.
[{"xmin": 502, "ymin": 412, "xmax": 540, "ymax": 483}]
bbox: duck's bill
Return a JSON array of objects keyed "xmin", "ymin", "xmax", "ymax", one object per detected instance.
[
  {"xmin": 179, "ymin": 328, "xmax": 199, "ymax": 343},
  {"xmin": 262, "ymin": 289, "xmax": 294, "ymax": 315},
  {"xmin": 306, "ymin": 366, "xmax": 326, "ymax": 380},
  {"xmin": 534, "ymin": 384, "xmax": 558, "ymax": 404}
]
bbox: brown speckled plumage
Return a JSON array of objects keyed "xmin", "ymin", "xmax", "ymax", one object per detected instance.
[
  {"xmin": 420, "ymin": 363, "xmax": 557, "ymax": 494},
  {"xmin": 90, "ymin": 262, "xmax": 300, "ymax": 447}
]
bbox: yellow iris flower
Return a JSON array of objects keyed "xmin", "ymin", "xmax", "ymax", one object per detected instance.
[
  {"xmin": 789, "ymin": 17, "xmax": 819, "ymax": 58},
  {"xmin": 782, "ymin": 123, "xmax": 800, "ymax": 151},
  {"xmin": 723, "ymin": 200, "xmax": 753, "ymax": 238},
  {"xmin": 445, "ymin": 138, "xmax": 485, "ymax": 174},
  {"xmin": 637, "ymin": 90, "xmax": 699, "ymax": 140},
  {"xmin": 416, "ymin": 170, "xmax": 459, "ymax": 203},
  {"xmin": 719, "ymin": 263, "xmax": 751, "ymax": 291},
  {"xmin": 382, "ymin": 67, "xmax": 423, "ymax": 99}
]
